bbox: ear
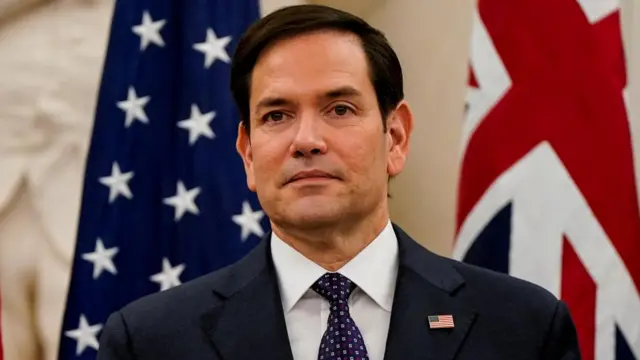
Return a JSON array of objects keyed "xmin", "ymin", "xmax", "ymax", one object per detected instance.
[
  {"xmin": 236, "ymin": 121, "xmax": 257, "ymax": 191},
  {"xmin": 386, "ymin": 100, "xmax": 414, "ymax": 177}
]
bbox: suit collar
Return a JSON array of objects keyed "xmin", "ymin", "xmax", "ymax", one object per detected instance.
[
  {"xmin": 393, "ymin": 223, "xmax": 465, "ymax": 294},
  {"xmin": 383, "ymin": 223, "xmax": 477, "ymax": 360}
]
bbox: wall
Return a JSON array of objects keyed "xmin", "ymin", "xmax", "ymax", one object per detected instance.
[
  {"xmin": 260, "ymin": 0, "xmax": 303, "ymax": 15},
  {"xmin": 0, "ymin": 1, "xmax": 112, "ymax": 359},
  {"xmin": 363, "ymin": 0, "xmax": 473, "ymax": 256}
]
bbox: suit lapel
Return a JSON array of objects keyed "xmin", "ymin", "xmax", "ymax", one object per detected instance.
[
  {"xmin": 384, "ymin": 225, "xmax": 478, "ymax": 360},
  {"xmin": 200, "ymin": 237, "xmax": 294, "ymax": 360}
]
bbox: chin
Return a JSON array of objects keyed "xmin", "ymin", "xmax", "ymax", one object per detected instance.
[{"xmin": 280, "ymin": 199, "xmax": 344, "ymax": 228}]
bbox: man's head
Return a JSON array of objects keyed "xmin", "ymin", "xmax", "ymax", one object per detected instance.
[{"xmin": 232, "ymin": 4, "xmax": 413, "ymax": 232}]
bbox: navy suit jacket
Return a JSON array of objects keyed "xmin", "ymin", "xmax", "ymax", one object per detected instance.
[{"xmin": 97, "ymin": 224, "xmax": 581, "ymax": 360}]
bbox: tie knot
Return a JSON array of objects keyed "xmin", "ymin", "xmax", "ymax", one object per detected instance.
[{"xmin": 311, "ymin": 272, "xmax": 356, "ymax": 302}]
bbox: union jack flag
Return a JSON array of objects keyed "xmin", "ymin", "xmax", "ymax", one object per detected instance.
[{"xmin": 453, "ymin": 0, "xmax": 640, "ymax": 359}]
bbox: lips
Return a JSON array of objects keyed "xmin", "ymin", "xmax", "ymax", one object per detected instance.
[{"xmin": 287, "ymin": 170, "xmax": 336, "ymax": 184}]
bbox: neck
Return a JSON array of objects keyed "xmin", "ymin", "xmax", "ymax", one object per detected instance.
[{"xmin": 270, "ymin": 206, "xmax": 390, "ymax": 272}]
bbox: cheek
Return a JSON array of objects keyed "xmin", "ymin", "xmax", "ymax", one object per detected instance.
[
  {"xmin": 250, "ymin": 140, "xmax": 287, "ymax": 183},
  {"xmin": 336, "ymin": 135, "xmax": 386, "ymax": 178}
]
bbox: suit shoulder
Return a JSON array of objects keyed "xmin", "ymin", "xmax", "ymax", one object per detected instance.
[
  {"xmin": 395, "ymin": 224, "xmax": 560, "ymax": 314},
  {"xmin": 438, "ymin": 257, "xmax": 578, "ymax": 354},
  {"xmin": 99, "ymin": 241, "xmax": 270, "ymax": 356},
  {"xmin": 444, "ymin": 255, "xmax": 560, "ymax": 312},
  {"xmin": 115, "ymin": 264, "xmax": 232, "ymax": 328},
  {"xmin": 116, "ymin": 240, "xmax": 269, "ymax": 325}
]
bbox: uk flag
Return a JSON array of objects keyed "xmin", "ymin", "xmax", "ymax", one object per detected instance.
[{"xmin": 453, "ymin": 0, "xmax": 640, "ymax": 359}]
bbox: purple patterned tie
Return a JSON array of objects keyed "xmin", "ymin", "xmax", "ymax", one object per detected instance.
[{"xmin": 312, "ymin": 273, "xmax": 370, "ymax": 360}]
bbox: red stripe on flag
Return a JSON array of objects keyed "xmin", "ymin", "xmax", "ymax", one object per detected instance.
[
  {"xmin": 592, "ymin": 11, "xmax": 627, "ymax": 89},
  {"xmin": 561, "ymin": 236, "xmax": 596, "ymax": 360},
  {"xmin": 468, "ymin": 67, "xmax": 479, "ymax": 88}
]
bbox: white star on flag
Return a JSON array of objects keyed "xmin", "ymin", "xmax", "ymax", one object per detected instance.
[
  {"xmin": 132, "ymin": 10, "xmax": 166, "ymax": 50},
  {"xmin": 99, "ymin": 162, "xmax": 134, "ymax": 203},
  {"xmin": 232, "ymin": 200, "xmax": 265, "ymax": 242},
  {"xmin": 82, "ymin": 238, "xmax": 119, "ymax": 279},
  {"xmin": 177, "ymin": 104, "xmax": 216, "ymax": 145},
  {"xmin": 193, "ymin": 28, "xmax": 232, "ymax": 68},
  {"xmin": 150, "ymin": 258, "xmax": 186, "ymax": 291},
  {"xmin": 117, "ymin": 86, "xmax": 151, "ymax": 128},
  {"xmin": 163, "ymin": 180, "xmax": 201, "ymax": 221},
  {"xmin": 64, "ymin": 314, "xmax": 103, "ymax": 356}
]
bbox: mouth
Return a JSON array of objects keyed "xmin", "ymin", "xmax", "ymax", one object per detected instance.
[{"xmin": 285, "ymin": 170, "xmax": 338, "ymax": 185}]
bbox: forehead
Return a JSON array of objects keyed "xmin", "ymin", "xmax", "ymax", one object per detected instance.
[{"xmin": 250, "ymin": 30, "xmax": 373, "ymax": 102}]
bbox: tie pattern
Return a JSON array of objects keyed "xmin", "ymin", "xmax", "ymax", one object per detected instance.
[{"xmin": 311, "ymin": 273, "xmax": 369, "ymax": 360}]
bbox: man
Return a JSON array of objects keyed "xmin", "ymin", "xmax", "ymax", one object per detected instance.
[{"xmin": 97, "ymin": 4, "xmax": 580, "ymax": 360}]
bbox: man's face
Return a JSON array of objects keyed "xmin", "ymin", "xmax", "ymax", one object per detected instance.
[{"xmin": 236, "ymin": 30, "xmax": 411, "ymax": 231}]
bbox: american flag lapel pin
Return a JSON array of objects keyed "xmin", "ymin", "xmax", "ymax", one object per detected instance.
[{"xmin": 428, "ymin": 314, "xmax": 455, "ymax": 329}]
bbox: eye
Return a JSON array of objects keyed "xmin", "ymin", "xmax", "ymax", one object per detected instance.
[
  {"xmin": 263, "ymin": 111, "xmax": 287, "ymax": 123},
  {"xmin": 329, "ymin": 104, "xmax": 354, "ymax": 117},
  {"xmin": 334, "ymin": 105, "xmax": 349, "ymax": 116}
]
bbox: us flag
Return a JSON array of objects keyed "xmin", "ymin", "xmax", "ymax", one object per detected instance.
[
  {"xmin": 57, "ymin": 1, "xmax": 266, "ymax": 358},
  {"xmin": 428, "ymin": 315, "xmax": 455, "ymax": 329},
  {"xmin": 453, "ymin": 0, "xmax": 640, "ymax": 359}
]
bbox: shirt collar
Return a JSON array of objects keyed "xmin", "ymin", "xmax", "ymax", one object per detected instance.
[
  {"xmin": 270, "ymin": 232, "xmax": 327, "ymax": 313},
  {"xmin": 339, "ymin": 220, "xmax": 398, "ymax": 311},
  {"xmin": 270, "ymin": 220, "xmax": 399, "ymax": 313}
]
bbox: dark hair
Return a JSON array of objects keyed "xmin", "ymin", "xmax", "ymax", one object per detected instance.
[{"xmin": 229, "ymin": 4, "xmax": 404, "ymax": 133}]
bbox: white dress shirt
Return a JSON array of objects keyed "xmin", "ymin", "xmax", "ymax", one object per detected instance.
[{"xmin": 270, "ymin": 220, "xmax": 399, "ymax": 360}]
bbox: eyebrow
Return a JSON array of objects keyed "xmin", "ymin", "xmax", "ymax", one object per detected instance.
[
  {"xmin": 255, "ymin": 96, "xmax": 293, "ymax": 111},
  {"xmin": 323, "ymin": 86, "xmax": 363, "ymax": 100},
  {"xmin": 254, "ymin": 86, "xmax": 363, "ymax": 114}
]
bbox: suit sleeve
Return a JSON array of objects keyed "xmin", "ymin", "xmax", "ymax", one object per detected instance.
[
  {"xmin": 97, "ymin": 311, "xmax": 136, "ymax": 360},
  {"xmin": 540, "ymin": 300, "xmax": 581, "ymax": 360}
]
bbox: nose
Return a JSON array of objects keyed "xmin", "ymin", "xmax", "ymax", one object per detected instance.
[{"xmin": 290, "ymin": 112, "xmax": 328, "ymax": 158}]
